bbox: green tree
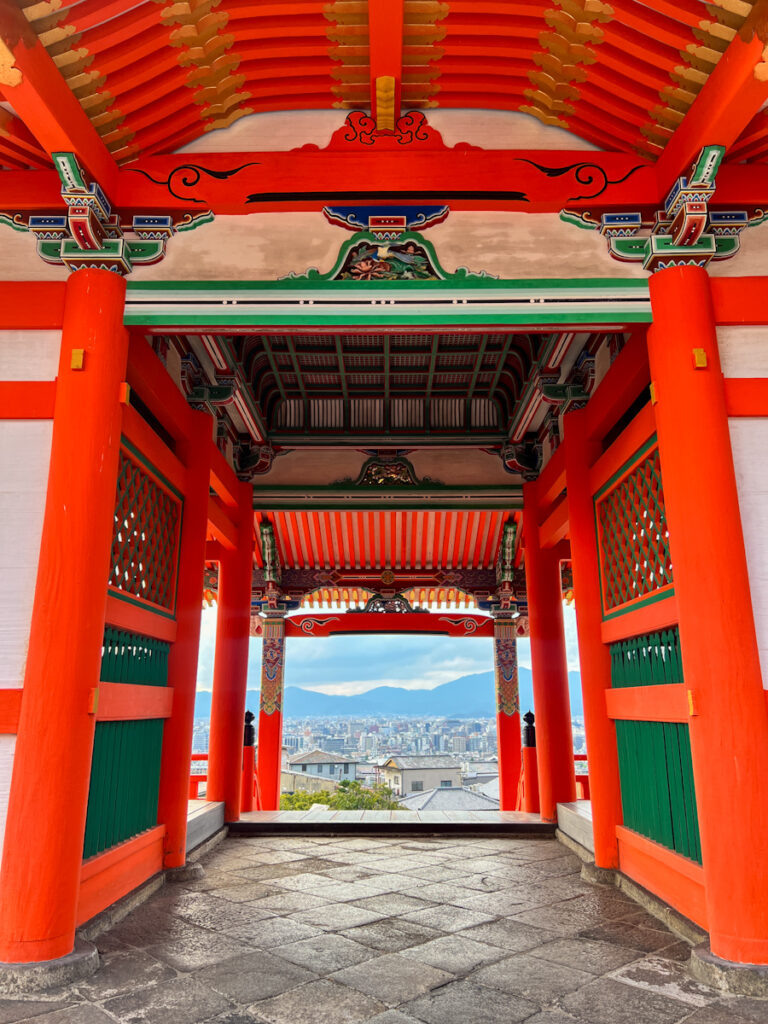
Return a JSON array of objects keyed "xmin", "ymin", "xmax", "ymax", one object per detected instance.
[
  {"xmin": 330, "ymin": 780, "xmax": 401, "ymax": 810},
  {"xmin": 279, "ymin": 780, "xmax": 401, "ymax": 811},
  {"xmin": 280, "ymin": 789, "xmax": 334, "ymax": 810}
]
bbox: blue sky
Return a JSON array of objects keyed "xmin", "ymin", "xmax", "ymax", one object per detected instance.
[{"xmin": 196, "ymin": 602, "xmax": 581, "ymax": 695}]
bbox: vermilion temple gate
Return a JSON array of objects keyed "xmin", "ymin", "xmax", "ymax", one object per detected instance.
[{"xmin": 1, "ymin": 0, "xmax": 768, "ymax": 990}]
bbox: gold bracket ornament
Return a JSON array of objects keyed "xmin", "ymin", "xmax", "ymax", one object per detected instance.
[{"xmin": 375, "ymin": 75, "xmax": 396, "ymax": 131}]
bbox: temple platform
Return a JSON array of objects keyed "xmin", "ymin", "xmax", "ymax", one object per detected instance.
[
  {"xmin": 230, "ymin": 809, "xmax": 552, "ymax": 836},
  {"xmin": 557, "ymin": 800, "xmax": 595, "ymax": 854},
  {"xmin": 4, "ymin": 833, "xmax": 765, "ymax": 1023},
  {"xmin": 186, "ymin": 800, "xmax": 225, "ymax": 853}
]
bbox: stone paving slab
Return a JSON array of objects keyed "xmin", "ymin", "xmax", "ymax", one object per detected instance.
[{"xmin": 4, "ymin": 833, "xmax": 766, "ymax": 1024}]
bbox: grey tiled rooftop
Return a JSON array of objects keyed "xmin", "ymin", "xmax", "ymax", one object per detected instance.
[{"xmin": 3, "ymin": 834, "xmax": 767, "ymax": 1024}]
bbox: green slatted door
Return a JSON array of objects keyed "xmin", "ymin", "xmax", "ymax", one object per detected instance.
[
  {"xmin": 83, "ymin": 629, "xmax": 170, "ymax": 859},
  {"xmin": 611, "ymin": 629, "xmax": 702, "ymax": 864}
]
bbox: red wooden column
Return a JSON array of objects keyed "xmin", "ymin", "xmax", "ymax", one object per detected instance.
[
  {"xmin": 256, "ymin": 615, "xmax": 287, "ymax": 811},
  {"xmin": 523, "ymin": 485, "xmax": 576, "ymax": 821},
  {"xmin": 207, "ymin": 481, "xmax": 255, "ymax": 822},
  {"xmin": 494, "ymin": 616, "xmax": 521, "ymax": 810},
  {"xmin": 564, "ymin": 407, "xmax": 622, "ymax": 869},
  {"xmin": 647, "ymin": 266, "xmax": 768, "ymax": 965},
  {"xmin": 157, "ymin": 412, "xmax": 212, "ymax": 869},
  {"xmin": 0, "ymin": 270, "xmax": 127, "ymax": 964}
]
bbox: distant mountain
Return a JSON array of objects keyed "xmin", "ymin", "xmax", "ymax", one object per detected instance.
[{"xmin": 194, "ymin": 667, "xmax": 583, "ymax": 720}]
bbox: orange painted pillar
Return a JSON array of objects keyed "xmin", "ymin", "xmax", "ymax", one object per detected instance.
[
  {"xmin": 494, "ymin": 616, "xmax": 521, "ymax": 811},
  {"xmin": 256, "ymin": 615, "xmax": 286, "ymax": 811},
  {"xmin": 647, "ymin": 265, "xmax": 768, "ymax": 965},
  {"xmin": 563, "ymin": 406, "xmax": 622, "ymax": 868},
  {"xmin": 523, "ymin": 487, "xmax": 576, "ymax": 821},
  {"xmin": 0, "ymin": 270, "xmax": 127, "ymax": 964},
  {"xmin": 157, "ymin": 411, "xmax": 212, "ymax": 868},
  {"xmin": 207, "ymin": 481, "xmax": 254, "ymax": 822}
]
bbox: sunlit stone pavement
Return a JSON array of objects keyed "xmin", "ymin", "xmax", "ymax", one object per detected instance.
[{"xmin": 2, "ymin": 834, "xmax": 767, "ymax": 1024}]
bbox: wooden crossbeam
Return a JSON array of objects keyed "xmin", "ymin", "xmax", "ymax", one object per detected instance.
[
  {"xmin": 0, "ymin": 0, "xmax": 117, "ymax": 190},
  {"xmin": 655, "ymin": 30, "xmax": 768, "ymax": 192}
]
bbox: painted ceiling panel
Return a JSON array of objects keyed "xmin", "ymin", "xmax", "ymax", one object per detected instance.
[{"xmin": 254, "ymin": 507, "xmax": 508, "ymax": 573}]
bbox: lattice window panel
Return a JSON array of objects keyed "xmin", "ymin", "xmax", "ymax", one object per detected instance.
[
  {"xmin": 110, "ymin": 449, "xmax": 182, "ymax": 610},
  {"xmin": 596, "ymin": 445, "xmax": 673, "ymax": 611}
]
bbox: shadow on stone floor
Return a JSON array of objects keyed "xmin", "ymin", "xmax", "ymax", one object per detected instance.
[{"xmin": 1, "ymin": 835, "xmax": 767, "ymax": 1024}]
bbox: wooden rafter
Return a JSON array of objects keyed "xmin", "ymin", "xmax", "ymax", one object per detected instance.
[
  {"xmin": 0, "ymin": 0, "xmax": 117, "ymax": 187},
  {"xmin": 368, "ymin": 0, "xmax": 404, "ymax": 129},
  {"xmin": 7, "ymin": 1, "xmax": 762, "ymax": 165},
  {"xmin": 655, "ymin": 28, "xmax": 768, "ymax": 189},
  {"xmin": 425, "ymin": 335, "xmax": 439, "ymax": 433},
  {"xmin": 284, "ymin": 336, "xmax": 309, "ymax": 425},
  {"xmin": 465, "ymin": 333, "xmax": 489, "ymax": 432}
]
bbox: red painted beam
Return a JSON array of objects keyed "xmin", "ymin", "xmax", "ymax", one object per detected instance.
[
  {"xmin": 711, "ymin": 277, "xmax": 768, "ymax": 326},
  {"xmin": 617, "ymin": 826, "xmax": 707, "ymax": 930},
  {"xmin": 126, "ymin": 334, "xmax": 192, "ymax": 447},
  {"xmin": 104, "ymin": 593, "xmax": 177, "ymax": 644},
  {"xmin": 0, "ymin": 382, "xmax": 55, "ymax": 418},
  {"xmin": 605, "ymin": 683, "xmax": 688, "ymax": 723},
  {"xmin": 600, "ymin": 594, "xmax": 678, "ymax": 645},
  {"xmin": 0, "ymin": 690, "xmax": 22, "ymax": 734},
  {"xmin": 1, "ymin": 154, "xmax": 766, "ymax": 217},
  {"xmin": 77, "ymin": 826, "xmax": 164, "ymax": 927},
  {"xmin": 285, "ymin": 612, "xmax": 494, "ymax": 637},
  {"xmin": 724, "ymin": 379, "xmax": 768, "ymax": 417},
  {"xmin": 655, "ymin": 31, "xmax": 768, "ymax": 192},
  {"xmin": 0, "ymin": 283, "xmax": 65, "ymax": 328},
  {"xmin": 584, "ymin": 330, "xmax": 650, "ymax": 445},
  {"xmin": 95, "ymin": 682, "xmax": 173, "ymax": 722},
  {"xmin": 0, "ymin": 0, "xmax": 117, "ymax": 191}
]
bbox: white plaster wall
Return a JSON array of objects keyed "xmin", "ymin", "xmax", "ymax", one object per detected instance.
[
  {"xmin": 717, "ymin": 325, "xmax": 768, "ymax": 378},
  {"xmin": 0, "ymin": 735, "xmax": 16, "ymax": 852},
  {"xmin": 710, "ymin": 222, "xmax": 768, "ymax": 278},
  {"xmin": 0, "ymin": 420, "xmax": 53, "ymax": 689},
  {"xmin": 719, "ymin": 326, "xmax": 768, "ymax": 687},
  {"xmin": 729, "ymin": 419, "xmax": 768, "ymax": 688},
  {"xmin": 0, "ymin": 330, "xmax": 60, "ymax": 380},
  {"xmin": 176, "ymin": 108, "xmax": 601, "ymax": 154},
  {"xmin": 128, "ymin": 210, "xmax": 646, "ymax": 283},
  {"xmin": 0, "ymin": 331, "xmax": 58, "ymax": 847}
]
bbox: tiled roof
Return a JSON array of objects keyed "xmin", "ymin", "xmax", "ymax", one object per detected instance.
[
  {"xmin": 399, "ymin": 786, "xmax": 501, "ymax": 810},
  {"xmin": 383, "ymin": 756, "xmax": 462, "ymax": 770},
  {"xmin": 289, "ymin": 749, "xmax": 357, "ymax": 765}
]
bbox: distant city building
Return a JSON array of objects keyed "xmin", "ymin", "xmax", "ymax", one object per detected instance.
[
  {"xmin": 288, "ymin": 748, "xmax": 358, "ymax": 781},
  {"xmin": 381, "ymin": 755, "xmax": 462, "ymax": 796}
]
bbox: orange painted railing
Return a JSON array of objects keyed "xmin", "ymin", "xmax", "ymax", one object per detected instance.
[
  {"xmin": 188, "ymin": 753, "xmax": 208, "ymax": 799},
  {"xmin": 189, "ymin": 749, "xmax": 261, "ymax": 811},
  {"xmin": 574, "ymin": 754, "xmax": 590, "ymax": 800},
  {"xmin": 517, "ymin": 752, "xmax": 589, "ymax": 813}
]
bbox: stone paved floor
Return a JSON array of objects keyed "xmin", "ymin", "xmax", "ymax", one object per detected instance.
[{"xmin": 2, "ymin": 834, "xmax": 767, "ymax": 1024}]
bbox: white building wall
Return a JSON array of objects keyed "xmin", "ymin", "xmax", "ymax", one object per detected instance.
[
  {"xmin": 0, "ymin": 330, "xmax": 59, "ymax": 847},
  {"xmin": 717, "ymin": 326, "xmax": 768, "ymax": 687}
]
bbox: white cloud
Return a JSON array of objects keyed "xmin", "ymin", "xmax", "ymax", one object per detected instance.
[{"xmin": 195, "ymin": 599, "xmax": 581, "ymax": 693}]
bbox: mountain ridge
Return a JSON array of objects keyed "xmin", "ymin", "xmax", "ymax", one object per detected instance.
[{"xmin": 194, "ymin": 668, "xmax": 583, "ymax": 719}]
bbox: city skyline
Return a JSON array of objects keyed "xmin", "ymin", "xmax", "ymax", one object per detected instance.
[{"xmin": 195, "ymin": 601, "xmax": 581, "ymax": 696}]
